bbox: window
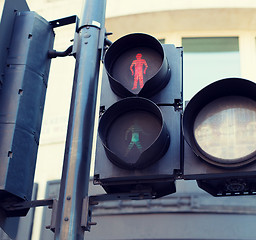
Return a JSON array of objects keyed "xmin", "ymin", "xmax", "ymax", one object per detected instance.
[{"xmin": 182, "ymin": 37, "xmax": 240, "ymax": 101}]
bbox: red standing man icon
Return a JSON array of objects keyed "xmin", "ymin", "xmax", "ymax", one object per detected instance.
[{"xmin": 130, "ymin": 53, "xmax": 148, "ymax": 90}]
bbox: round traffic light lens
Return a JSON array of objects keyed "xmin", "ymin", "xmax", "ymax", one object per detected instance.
[
  {"xmin": 104, "ymin": 33, "xmax": 170, "ymax": 98},
  {"xmin": 98, "ymin": 97, "xmax": 170, "ymax": 170},
  {"xmin": 107, "ymin": 110, "xmax": 161, "ymax": 164},
  {"xmin": 111, "ymin": 47, "xmax": 162, "ymax": 95},
  {"xmin": 194, "ymin": 96, "xmax": 256, "ymax": 164}
]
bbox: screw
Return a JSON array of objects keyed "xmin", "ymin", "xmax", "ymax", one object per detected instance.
[{"xmin": 88, "ymin": 222, "xmax": 97, "ymax": 226}]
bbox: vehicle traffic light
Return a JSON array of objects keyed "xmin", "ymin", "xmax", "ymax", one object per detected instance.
[
  {"xmin": 94, "ymin": 33, "xmax": 182, "ymax": 198},
  {"xmin": 183, "ymin": 77, "xmax": 256, "ymax": 196},
  {"xmin": 0, "ymin": 11, "xmax": 54, "ymax": 208}
]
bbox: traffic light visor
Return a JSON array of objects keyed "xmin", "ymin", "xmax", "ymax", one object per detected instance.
[
  {"xmin": 183, "ymin": 78, "xmax": 256, "ymax": 168},
  {"xmin": 98, "ymin": 97, "xmax": 170, "ymax": 170},
  {"xmin": 104, "ymin": 33, "xmax": 170, "ymax": 97}
]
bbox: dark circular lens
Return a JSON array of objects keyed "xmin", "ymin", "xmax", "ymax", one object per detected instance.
[
  {"xmin": 194, "ymin": 96, "xmax": 256, "ymax": 164},
  {"xmin": 107, "ymin": 110, "xmax": 161, "ymax": 164},
  {"xmin": 98, "ymin": 97, "xmax": 170, "ymax": 170}
]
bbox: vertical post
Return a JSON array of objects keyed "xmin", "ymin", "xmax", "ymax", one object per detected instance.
[{"xmin": 54, "ymin": 0, "xmax": 106, "ymax": 239}]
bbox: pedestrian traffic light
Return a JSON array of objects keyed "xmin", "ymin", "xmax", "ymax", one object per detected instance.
[
  {"xmin": 183, "ymin": 77, "xmax": 256, "ymax": 196},
  {"xmin": 94, "ymin": 33, "xmax": 182, "ymax": 198},
  {"xmin": 0, "ymin": 10, "xmax": 54, "ymax": 209}
]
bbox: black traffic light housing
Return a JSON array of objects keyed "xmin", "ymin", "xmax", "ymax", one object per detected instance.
[
  {"xmin": 0, "ymin": 11, "xmax": 54, "ymax": 206},
  {"xmin": 94, "ymin": 33, "xmax": 182, "ymax": 198},
  {"xmin": 183, "ymin": 78, "xmax": 256, "ymax": 196}
]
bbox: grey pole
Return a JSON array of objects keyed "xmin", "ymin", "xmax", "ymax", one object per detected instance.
[{"xmin": 54, "ymin": 0, "xmax": 106, "ymax": 239}]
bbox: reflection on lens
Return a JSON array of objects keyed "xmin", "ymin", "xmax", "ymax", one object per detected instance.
[{"xmin": 194, "ymin": 96, "xmax": 256, "ymax": 163}]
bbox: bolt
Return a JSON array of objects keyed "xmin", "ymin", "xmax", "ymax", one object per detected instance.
[
  {"xmin": 88, "ymin": 222, "xmax": 97, "ymax": 226},
  {"xmin": 83, "ymin": 33, "xmax": 91, "ymax": 38},
  {"xmin": 64, "ymin": 217, "xmax": 69, "ymax": 222}
]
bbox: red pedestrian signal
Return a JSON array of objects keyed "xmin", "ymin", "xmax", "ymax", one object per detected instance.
[
  {"xmin": 130, "ymin": 53, "xmax": 148, "ymax": 90},
  {"xmin": 104, "ymin": 33, "xmax": 171, "ymax": 98}
]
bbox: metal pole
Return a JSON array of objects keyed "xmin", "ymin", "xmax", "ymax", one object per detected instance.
[{"xmin": 54, "ymin": 0, "xmax": 106, "ymax": 239}]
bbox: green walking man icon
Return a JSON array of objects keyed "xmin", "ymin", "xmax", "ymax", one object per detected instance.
[{"xmin": 125, "ymin": 122, "xmax": 146, "ymax": 157}]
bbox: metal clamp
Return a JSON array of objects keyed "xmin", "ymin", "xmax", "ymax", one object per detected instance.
[
  {"xmin": 2, "ymin": 198, "xmax": 55, "ymax": 217},
  {"xmin": 81, "ymin": 191, "xmax": 155, "ymax": 232}
]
